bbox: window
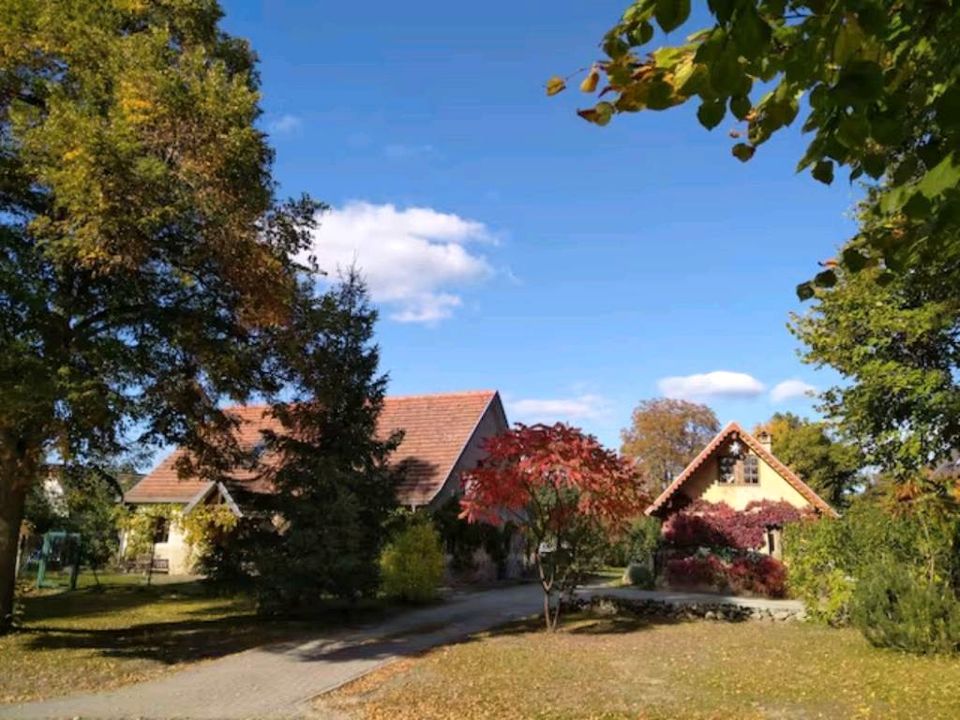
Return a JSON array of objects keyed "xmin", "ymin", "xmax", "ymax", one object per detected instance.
[
  {"xmin": 718, "ymin": 454, "xmax": 737, "ymax": 484},
  {"xmin": 718, "ymin": 446, "xmax": 759, "ymax": 485},
  {"xmin": 153, "ymin": 517, "xmax": 170, "ymax": 544}
]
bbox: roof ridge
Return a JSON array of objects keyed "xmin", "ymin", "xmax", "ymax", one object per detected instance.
[
  {"xmin": 647, "ymin": 422, "xmax": 838, "ymax": 518},
  {"xmin": 220, "ymin": 390, "xmax": 497, "ymax": 414},
  {"xmin": 385, "ymin": 389, "xmax": 496, "ymax": 401}
]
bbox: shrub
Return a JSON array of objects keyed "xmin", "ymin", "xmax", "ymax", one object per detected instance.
[
  {"xmin": 727, "ymin": 554, "xmax": 787, "ymax": 598},
  {"xmin": 665, "ymin": 552, "xmax": 786, "ymax": 597},
  {"xmin": 625, "ymin": 562, "xmax": 655, "ymax": 589},
  {"xmin": 380, "ymin": 519, "xmax": 445, "ymax": 603},
  {"xmin": 604, "ymin": 516, "xmax": 662, "ymax": 568},
  {"xmin": 665, "ymin": 554, "xmax": 726, "ymax": 590},
  {"xmin": 783, "ymin": 498, "xmax": 950, "ymax": 626},
  {"xmin": 783, "ymin": 515, "xmax": 856, "ymax": 624},
  {"xmin": 852, "ymin": 560, "xmax": 960, "ymax": 654}
]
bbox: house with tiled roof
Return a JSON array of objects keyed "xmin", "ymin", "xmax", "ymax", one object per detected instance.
[
  {"xmin": 124, "ymin": 390, "xmax": 508, "ymax": 574},
  {"xmin": 646, "ymin": 422, "xmax": 837, "ymax": 556}
]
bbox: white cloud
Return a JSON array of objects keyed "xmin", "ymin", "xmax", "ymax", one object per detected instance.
[
  {"xmin": 307, "ymin": 202, "xmax": 494, "ymax": 323},
  {"xmin": 770, "ymin": 379, "xmax": 817, "ymax": 403},
  {"xmin": 658, "ymin": 371, "xmax": 766, "ymax": 400},
  {"xmin": 507, "ymin": 394, "xmax": 611, "ymax": 424},
  {"xmin": 267, "ymin": 114, "xmax": 302, "ymax": 135}
]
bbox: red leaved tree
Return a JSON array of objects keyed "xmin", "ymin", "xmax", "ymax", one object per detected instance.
[{"xmin": 460, "ymin": 423, "xmax": 647, "ymax": 630}]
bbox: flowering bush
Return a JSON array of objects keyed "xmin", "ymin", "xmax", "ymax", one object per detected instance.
[{"xmin": 663, "ymin": 499, "xmax": 805, "ymax": 551}]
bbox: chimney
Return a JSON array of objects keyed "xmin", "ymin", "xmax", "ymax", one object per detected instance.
[{"xmin": 756, "ymin": 430, "xmax": 773, "ymax": 453}]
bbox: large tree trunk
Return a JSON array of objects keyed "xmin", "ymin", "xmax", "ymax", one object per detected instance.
[{"xmin": 0, "ymin": 479, "xmax": 27, "ymax": 633}]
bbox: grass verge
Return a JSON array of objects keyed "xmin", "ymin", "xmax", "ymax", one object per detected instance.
[
  {"xmin": 1, "ymin": 576, "xmax": 388, "ymax": 704},
  {"xmin": 322, "ymin": 612, "xmax": 960, "ymax": 719}
]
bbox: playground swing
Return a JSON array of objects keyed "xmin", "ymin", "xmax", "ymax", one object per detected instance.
[{"xmin": 34, "ymin": 531, "xmax": 83, "ymax": 590}]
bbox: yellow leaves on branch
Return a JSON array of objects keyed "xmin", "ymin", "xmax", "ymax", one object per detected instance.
[{"xmin": 118, "ymin": 79, "xmax": 155, "ymax": 125}]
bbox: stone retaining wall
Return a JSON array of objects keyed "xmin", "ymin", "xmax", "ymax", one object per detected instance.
[{"xmin": 565, "ymin": 594, "xmax": 807, "ymax": 622}]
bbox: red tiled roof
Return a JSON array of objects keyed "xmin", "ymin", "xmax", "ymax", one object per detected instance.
[
  {"xmin": 125, "ymin": 390, "xmax": 502, "ymax": 508},
  {"xmin": 646, "ymin": 421, "xmax": 839, "ymax": 518}
]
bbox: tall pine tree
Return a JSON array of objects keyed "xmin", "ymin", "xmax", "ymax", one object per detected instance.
[{"xmin": 248, "ymin": 271, "xmax": 400, "ymax": 612}]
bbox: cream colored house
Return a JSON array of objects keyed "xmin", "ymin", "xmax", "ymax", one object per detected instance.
[
  {"xmin": 646, "ymin": 422, "xmax": 838, "ymax": 556},
  {"xmin": 123, "ymin": 390, "xmax": 509, "ymax": 575}
]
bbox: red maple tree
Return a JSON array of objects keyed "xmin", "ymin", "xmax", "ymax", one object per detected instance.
[{"xmin": 460, "ymin": 423, "xmax": 647, "ymax": 630}]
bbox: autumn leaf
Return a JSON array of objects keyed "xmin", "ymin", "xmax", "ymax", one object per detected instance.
[
  {"xmin": 546, "ymin": 76, "xmax": 567, "ymax": 96},
  {"xmin": 580, "ymin": 66, "xmax": 600, "ymax": 93}
]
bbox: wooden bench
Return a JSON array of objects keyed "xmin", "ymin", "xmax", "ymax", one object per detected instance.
[{"xmin": 122, "ymin": 556, "xmax": 170, "ymax": 574}]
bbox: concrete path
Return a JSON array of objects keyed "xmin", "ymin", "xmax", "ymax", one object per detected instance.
[{"xmin": 0, "ymin": 585, "xmax": 801, "ymax": 720}]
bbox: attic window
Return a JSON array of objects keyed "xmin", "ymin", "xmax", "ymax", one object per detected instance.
[
  {"xmin": 718, "ymin": 454, "xmax": 737, "ymax": 484},
  {"xmin": 717, "ymin": 441, "xmax": 759, "ymax": 485}
]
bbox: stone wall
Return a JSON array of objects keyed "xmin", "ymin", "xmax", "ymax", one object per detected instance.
[{"xmin": 565, "ymin": 594, "xmax": 807, "ymax": 622}]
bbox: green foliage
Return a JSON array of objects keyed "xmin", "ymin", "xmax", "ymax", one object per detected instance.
[
  {"xmin": 23, "ymin": 466, "xmax": 133, "ymax": 574},
  {"xmin": 118, "ymin": 504, "xmax": 179, "ymax": 561},
  {"xmin": 180, "ymin": 504, "xmax": 238, "ymax": 568},
  {"xmin": 758, "ymin": 413, "xmax": 863, "ymax": 507},
  {"xmin": 625, "ymin": 562, "xmax": 655, "ymax": 589},
  {"xmin": 559, "ymin": 1, "xmax": 960, "ymax": 283},
  {"xmin": 604, "ymin": 516, "xmax": 661, "ymax": 567},
  {"xmin": 431, "ymin": 497, "xmax": 513, "ymax": 576},
  {"xmin": 0, "ymin": 0, "xmax": 320, "ymax": 629},
  {"xmin": 852, "ymin": 559, "xmax": 960, "ymax": 654},
  {"xmin": 380, "ymin": 519, "xmax": 445, "ymax": 603},
  {"xmin": 627, "ymin": 516, "xmax": 662, "ymax": 565},
  {"xmin": 235, "ymin": 273, "xmax": 400, "ymax": 613},
  {"xmin": 784, "ymin": 517, "xmax": 856, "ymax": 625},
  {"xmin": 791, "ymin": 260, "xmax": 960, "ymax": 479},
  {"xmin": 785, "ymin": 494, "xmax": 960, "ymax": 638}
]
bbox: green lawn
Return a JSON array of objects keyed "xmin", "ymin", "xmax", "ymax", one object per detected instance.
[
  {"xmin": 323, "ymin": 613, "xmax": 960, "ymax": 720},
  {"xmin": 1, "ymin": 576, "xmax": 387, "ymax": 704}
]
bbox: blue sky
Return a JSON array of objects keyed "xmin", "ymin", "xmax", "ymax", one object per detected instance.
[{"xmin": 219, "ymin": 0, "xmax": 859, "ymax": 448}]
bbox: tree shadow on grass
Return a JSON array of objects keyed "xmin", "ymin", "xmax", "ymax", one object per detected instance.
[
  {"xmin": 21, "ymin": 614, "xmax": 331, "ymax": 665},
  {"xmin": 20, "ymin": 581, "xmax": 219, "ymax": 623},
  {"xmin": 20, "ymin": 594, "xmax": 397, "ymax": 667}
]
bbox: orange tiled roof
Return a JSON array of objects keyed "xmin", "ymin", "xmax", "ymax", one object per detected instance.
[
  {"xmin": 125, "ymin": 390, "xmax": 502, "ymax": 508},
  {"xmin": 646, "ymin": 421, "xmax": 839, "ymax": 518}
]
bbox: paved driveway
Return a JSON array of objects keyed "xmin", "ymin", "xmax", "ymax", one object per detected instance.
[
  {"xmin": 0, "ymin": 584, "xmax": 803, "ymax": 719},
  {"xmin": 0, "ymin": 584, "xmax": 544, "ymax": 720}
]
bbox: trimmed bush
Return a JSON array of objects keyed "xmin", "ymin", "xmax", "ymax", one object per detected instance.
[
  {"xmin": 380, "ymin": 519, "xmax": 445, "ymax": 603},
  {"xmin": 625, "ymin": 563, "xmax": 655, "ymax": 589},
  {"xmin": 851, "ymin": 560, "xmax": 960, "ymax": 654}
]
